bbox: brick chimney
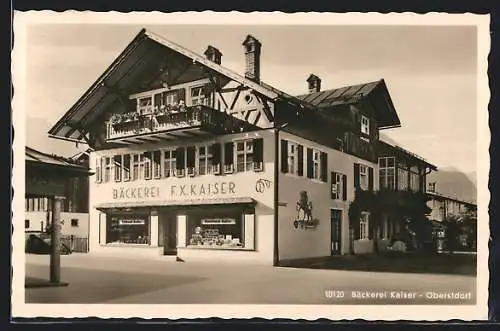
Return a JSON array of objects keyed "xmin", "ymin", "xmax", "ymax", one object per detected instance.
[
  {"xmin": 204, "ymin": 45, "xmax": 222, "ymax": 65},
  {"xmin": 242, "ymin": 35, "xmax": 261, "ymax": 82},
  {"xmin": 307, "ymin": 74, "xmax": 321, "ymax": 93}
]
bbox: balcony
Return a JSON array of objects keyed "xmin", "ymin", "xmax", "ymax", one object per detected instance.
[{"xmin": 106, "ymin": 105, "xmax": 256, "ymax": 145}]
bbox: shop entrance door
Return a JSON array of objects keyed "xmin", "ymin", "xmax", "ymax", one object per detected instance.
[
  {"xmin": 162, "ymin": 216, "xmax": 177, "ymax": 255},
  {"xmin": 330, "ymin": 209, "xmax": 342, "ymax": 255}
]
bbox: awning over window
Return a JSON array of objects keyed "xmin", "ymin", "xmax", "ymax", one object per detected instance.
[{"xmin": 95, "ymin": 197, "xmax": 256, "ymax": 210}]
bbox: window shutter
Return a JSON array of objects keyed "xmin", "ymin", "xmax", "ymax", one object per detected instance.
[
  {"xmin": 297, "ymin": 144, "xmax": 304, "ymax": 176},
  {"xmin": 320, "ymin": 152, "xmax": 328, "ymax": 182},
  {"xmin": 224, "ymin": 142, "xmax": 234, "ymax": 165},
  {"xmin": 342, "ymin": 174, "xmax": 348, "ymax": 201},
  {"xmin": 306, "ymin": 148, "xmax": 313, "ymax": 179},
  {"xmin": 368, "ymin": 214, "xmax": 373, "ymax": 240},
  {"xmin": 330, "ymin": 172, "xmax": 336, "ymax": 199},
  {"xmin": 186, "ymin": 146, "xmax": 196, "ymax": 168},
  {"xmin": 212, "ymin": 143, "xmax": 222, "ymax": 165},
  {"xmin": 368, "ymin": 167, "xmax": 374, "ymax": 191},
  {"xmin": 280, "ymin": 139, "xmax": 288, "ymax": 173},
  {"xmin": 175, "ymin": 147, "xmax": 185, "ymax": 170},
  {"xmin": 253, "ymin": 138, "xmax": 264, "ymax": 163},
  {"xmin": 354, "ymin": 163, "xmax": 360, "ymax": 189}
]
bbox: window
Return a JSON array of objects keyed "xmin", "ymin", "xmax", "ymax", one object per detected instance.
[
  {"xmin": 190, "ymin": 86, "xmax": 209, "ymax": 106},
  {"xmin": 123, "ymin": 154, "xmax": 131, "ymax": 181},
  {"xmin": 332, "ymin": 172, "xmax": 343, "ymax": 200},
  {"xmin": 71, "ymin": 219, "xmax": 79, "ymax": 227},
  {"xmin": 313, "ymin": 150, "xmax": 320, "ymax": 180},
  {"xmin": 359, "ymin": 164, "xmax": 369, "ymax": 190},
  {"xmin": 187, "ymin": 209, "xmax": 245, "ymax": 249},
  {"xmin": 144, "ymin": 152, "xmax": 152, "ymax": 180},
  {"xmin": 114, "ymin": 155, "xmax": 122, "ymax": 182},
  {"xmin": 198, "ymin": 145, "xmax": 213, "ymax": 175},
  {"xmin": 398, "ymin": 167, "xmax": 408, "ymax": 190},
  {"xmin": 361, "ymin": 115, "xmax": 370, "ymax": 135},
  {"xmin": 235, "ymin": 139, "xmax": 253, "ymax": 172},
  {"xmin": 107, "ymin": 215, "xmax": 150, "ymax": 244},
  {"xmin": 360, "ymin": 212, "xmax": 370, "ymax": 240},
  {"xmin": 104, "ymin": 157, "xmax": 112, "ymax": 183},
  {"xmin": 138, "ymin": 96, "xmax": 153, "ymax": 115},
  {"xmin": 95, "ymin": 158, "xmax": 102, "ymax": 183},
  {"xmin": 409, "ymin": 166, "xmax": 420, "ymax": 192},
  {"xmin": 25, "ymin": 219, "xmax": 30, "ymax": 229},
  {"xmin": 163, "ymin": 150, "xmax": 177, "ymax": 177},
  {"xmin": 287, "ymin": 142, "xmax": 298, "ymax": 174},
  {"xmin": 379, "ymin": 157, "xmax": 395, "ymax": 190},
  {"xmin": 152, "ymin": 151, "xmax": 162, "ymax": 178},
  {"xmin": 132, "ymin": 153, "xmax": 146, "ymax": 181}
]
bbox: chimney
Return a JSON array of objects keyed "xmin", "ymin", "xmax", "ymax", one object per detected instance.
[
  {"xmin": 307, "ymin": 74, "xmax": 321, "ymax": 93},
  {"xmin": 204, "ymin": 45, "xmax": 222, "ymax": 65},
  {"xmin": 242, "ymin": 35, "xmax": 261, "ymax": 82}
]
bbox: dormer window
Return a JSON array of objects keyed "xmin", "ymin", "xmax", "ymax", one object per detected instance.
[{"xmin": 361, "ymin": 115, "xmax": 370, "ymax": 135}]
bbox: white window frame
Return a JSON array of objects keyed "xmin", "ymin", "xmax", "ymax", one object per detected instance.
[
  {"xmin": 378, "ymin": 157, "xmax": 395, "ymax": 190},
  {"xmin": 95, "ymin": 157, "xmax": 102, "ymax": 183},
  {"xmin": 359, "ymin": 164, "xmax": 369, "ymax": 190},
  {"xmin": 152, "ymin": 150, "xmax": 162, "ymax": 179},
  {"xmin": 198, "ymin": 145, "xmax": 213, "ymax": 176},
  {"xmin": 189, "ymin": 85, "xmax": 207, "ymax": 106},
  {"xmin": 163, "ymin": 149, "xmax": 177, "ymax": 178},
  {"xmin": 361, "ymin": 115, "xmax": 370, "ymax": 135},
  {"xmin": 234, "ymin": 139, "xmax": 254, "ymax": 173},
  {"xmin": 104, "ymin": 157, "xmax": 112, "ymax": 183},
  {"xmin": 398, "ymin": 167, "xmax": 408, "ymax": 191},
  {"xmin": 123, "ymin": 154, "xmax": 131, "ymax": 182},
  {"xmin": 312, "ymin": 149, "xmax": 321, "ymax": 180},
  {"xmin": 114, "ymin": 155, "xmax": 123, "ymax": 182},
  {"xmin": 138, "ymin": 96, "xmax": 153, "ymax": 115},
  {"xmin": 287, "ymin": 142, "xmax": 298, "ymax": 175},
  {"xmin": 360, "ymin": 212, "xmax": 370, "ymax": 240},
  {"xmin": 144, "ymin": 152, "xmax": 152, "ymax": 180},
  {"xmin": 333, "ymin": 172, "xmax": 343, "ymax": 200}
]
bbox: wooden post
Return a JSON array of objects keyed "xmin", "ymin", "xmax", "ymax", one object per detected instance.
[{"xmin": 50, "ymin": 196, "xmax": 64, "ymax": 283}]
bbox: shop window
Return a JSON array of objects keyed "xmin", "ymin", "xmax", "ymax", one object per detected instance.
[
  {"xmin": 123, "ymin": 154, "xmax": 131, "ymax": 181},
  {"xmin": 71, "ymin": 219, "xmax": 79, "ymax": 227},
  {"xmin": 163, "ymin": 150, "xmax": 177, "ymax": 178},
  {"xmin": 187, "ymin": 210, "xmax": 245, "ymax": 249},
  {"xmin": 198, "ymin": 145, "xmax": 213, "ymax": 176},
  {"xmin": 360, "ymin": 212, "xmax": 370, "ymax": 240},
  {"xmin": 114, "ymin": 155, "xmax": 123, "ymax": 182},
  {"xmin": 235, "ymin": 139, "xmax": 253, "ymax": 172},
  {"xmin": 106, "ymin": 215, "xmax": 150, "ymax": 245}
]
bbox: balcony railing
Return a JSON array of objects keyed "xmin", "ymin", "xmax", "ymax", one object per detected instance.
[{"xmin": 106, "ymin": 105, "xmax": 255, "ymax": 141}]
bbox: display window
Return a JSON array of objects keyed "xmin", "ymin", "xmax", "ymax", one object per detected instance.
[
  {"xmin": 106, "ymin": 214, "xmax": 150, "ymax": 244},
  {"xmin": 186, "ymin": 208, "xmax": 246, "ymax": 249}
]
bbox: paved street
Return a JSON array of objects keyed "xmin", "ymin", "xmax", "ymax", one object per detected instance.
[{"xmin": 25, "ymin": 254, "xmax": 476, "ymax": 305}]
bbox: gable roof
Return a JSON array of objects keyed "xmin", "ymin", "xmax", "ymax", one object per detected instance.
[
  {"xmin": 296, "ymin": 79, "xmax": 401, "ymax": 129},
  {"xmin": 48, "ymin": 28, "xmax": 313, "ymax": 144},
  {"xmin": 26, "ymin": 146, "xmax": 87, "ymax": 170}
]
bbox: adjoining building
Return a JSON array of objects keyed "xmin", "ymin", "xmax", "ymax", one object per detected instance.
[
  {"xmin": 25, "ymin": 146, "xmax": 90, "ymax": 242},
  {"xmin": 48, "ymin": 28, "xmax": 437, "ymax": 264}
]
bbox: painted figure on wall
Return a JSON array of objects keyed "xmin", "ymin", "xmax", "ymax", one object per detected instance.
[{"xmin": 294, "ymin": 191, "xmax": 319, "ymax": 229}]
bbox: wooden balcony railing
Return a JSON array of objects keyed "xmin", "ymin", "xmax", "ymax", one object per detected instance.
[{"xmin": 106, "ymin": 105, "xmax": 254, "ymax": 141}]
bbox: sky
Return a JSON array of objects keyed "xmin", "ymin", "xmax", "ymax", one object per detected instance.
[{"xmin": 24, "ymin": 23, "xmax": 478, "ymax": 174}]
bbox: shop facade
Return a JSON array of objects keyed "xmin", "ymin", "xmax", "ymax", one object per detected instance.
[{"xmin": 49, "ymin": 28, "xmax": 436, "ymax": 264}]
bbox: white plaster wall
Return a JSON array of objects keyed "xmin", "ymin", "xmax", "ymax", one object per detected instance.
[
  {"xmin": 25, "ymin": 211, "xmax": 88, "ymax": 237},
  {"xmin": 278, "ymin": 131, "xmax": 378, "ymax": 261}
]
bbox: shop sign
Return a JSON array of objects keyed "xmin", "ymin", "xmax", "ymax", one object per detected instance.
[
  {"xmin": 119, "ymin": 219, "xmax": 146, "ymax": 225},
  {"xmin": 112, "ymin": 181, "xmax": 237, "ymax": 200},
  {"xmin": 201, "ymin": 218, "xmax": 236, "ymax": 225}
]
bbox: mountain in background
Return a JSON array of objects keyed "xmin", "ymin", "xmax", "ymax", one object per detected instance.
[{"xmin": 427, "ymin": 167, "xmax": 477, "ymax": 203}]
